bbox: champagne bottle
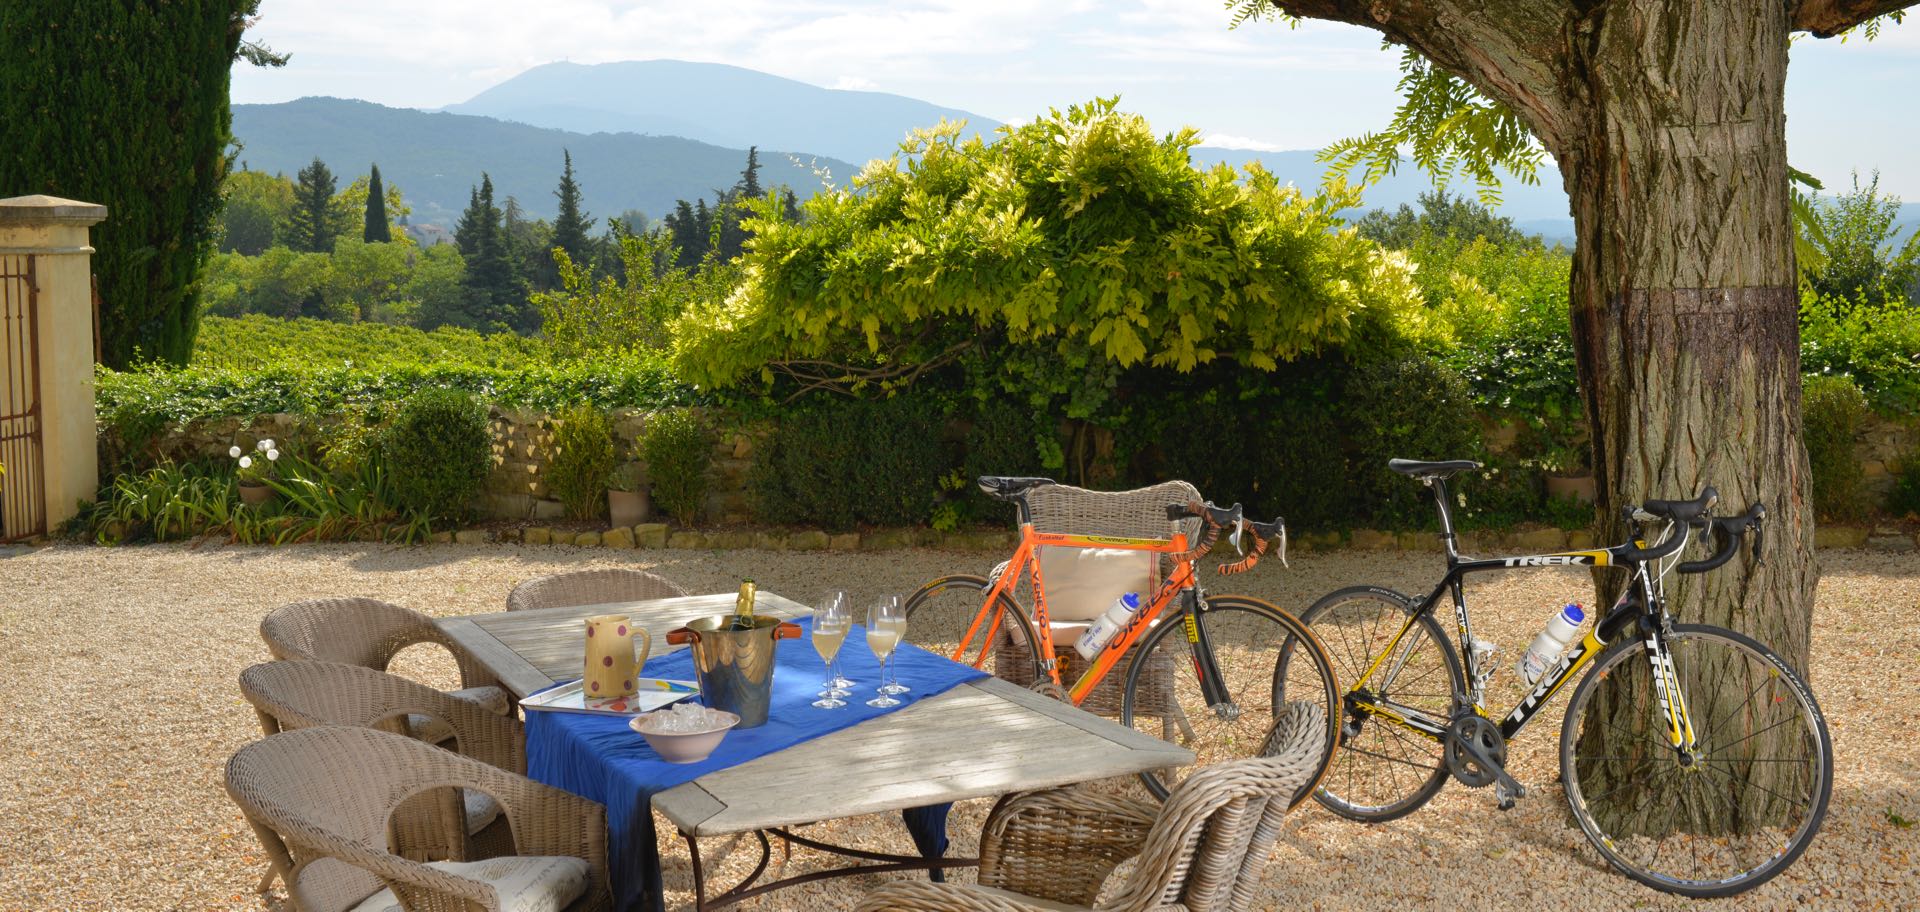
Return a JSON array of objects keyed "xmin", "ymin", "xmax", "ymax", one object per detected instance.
[{"xmin": 732, "ymin": 579, "xmax": 757, "ymax": 630}]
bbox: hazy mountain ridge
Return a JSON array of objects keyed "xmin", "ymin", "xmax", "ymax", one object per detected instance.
[
  {"xmin": 230, "ymin": 97, "xmax": 858, "ymax": 229},
  {"xmin": 444, "ymin": 60, "xmax": 1003, "ymax": 166}
]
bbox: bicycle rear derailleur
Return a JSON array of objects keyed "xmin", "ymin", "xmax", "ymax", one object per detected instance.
[{"xmin": 1444, "ymin": 712, "xmax": 1527, "ymax": 809}]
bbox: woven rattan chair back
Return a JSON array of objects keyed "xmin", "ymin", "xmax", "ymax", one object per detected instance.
[
  {"xmin": 239, "ymin": 660, "xmax": 528, "ymax": 873},
  {"xmin": 1111, "ymin": 701, "xmax": 1326, "ymax": 912},
  {"xmin": 239, "ymin": 660, "xmax": 525, "ymax": 773},
  {"xmin": 225, "ymin": 726, "xmax": 611, "ymax": 912},
  {"xmin": 261, "ymin": 597, "xmax": 496, "ymax": 683},
  {"xmin": 998, "ymin": 480, "xmax": 1203, "ymax": 716},
  {"xmin": 504, "ymin": 568, "xmax": 689, "ymax": 612}
]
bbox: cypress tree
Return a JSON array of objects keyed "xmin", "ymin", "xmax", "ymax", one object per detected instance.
[
  {"xmin": 286, "ymin": 157, "xmax": 338, "ymax": 253},
  {"xmin": 737, "ymin": 146, "xmax": 762, "ymax": 199},
  {"xmin": 0, "ymin": 1, "xmax": 282, "ymax": 367},
  {"xmin": 456, "ymin": 174, "xmax": 522, "ymax": 330},
  {"xmin": 363, "ymin": 163, "xmax": 391, "ymax": 242},
  {"xmin": 453, "ymin": 185, "xmax": 484, "ymax": 257},
  {"xmin": 551, "ymin": 150, "xmax": 594, "ymax": 265},
  {"xmin": 666, "ymin": 199, "xmax": 705, "ymax": 268}
]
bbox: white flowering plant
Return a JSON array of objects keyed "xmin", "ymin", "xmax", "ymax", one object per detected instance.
[{"xmin": 230, "ymin": 438, "xmax": 282, "ymax": 485}]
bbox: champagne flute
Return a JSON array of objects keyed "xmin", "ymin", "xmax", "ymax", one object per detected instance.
[
  {"xmin": 811, "ymin": 593, "xmax": 850, "ymax": 708},
  {"xmin": 866, "ymin": 595, "xmax": 905, "ymax": 708},
  {"xmin": 822, "ymin": 589, "xmax": 855, "ymax": 693},
  {"xmin": 878, "ymin": 609, "xmax": 910, "ymax": 696}
]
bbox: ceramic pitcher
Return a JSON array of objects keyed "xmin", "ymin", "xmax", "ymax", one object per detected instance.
[{"xmin": 584, "ymin": 614, "xmax": 652, "ymax": 698}]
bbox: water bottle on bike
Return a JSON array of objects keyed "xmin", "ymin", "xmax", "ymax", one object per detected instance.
[
  {"xmin": 1516, "ymin": 603, "xmax": 1584, "ymax": 685},
  {"xmin": 1074, "ymin": 592, "xmax": 1141, "ymax": 660}
]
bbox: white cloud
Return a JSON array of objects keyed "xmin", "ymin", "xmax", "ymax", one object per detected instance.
[
  {"xmin": 834, "ymin": 75, "xmax": 879, "ymax": 91},
  {"xmin": 1201, "ymin": 133, "xmax": 1287, "ymax": 152}
]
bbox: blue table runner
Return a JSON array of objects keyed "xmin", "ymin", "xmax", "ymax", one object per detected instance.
[{"xmin": 526, "ymin": 616, "xmax": 990, "ymax": 911}]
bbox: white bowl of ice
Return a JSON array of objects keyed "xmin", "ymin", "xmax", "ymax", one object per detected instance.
[{"xmin": 630, "ymin": 703, "xmax": 740, "ymax": 763}]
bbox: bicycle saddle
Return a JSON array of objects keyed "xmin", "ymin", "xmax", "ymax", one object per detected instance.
[
  {"xmin": 1387, "ymin": 458, "xmax": 1483, "ymax": 478},
  {"xmin": 976, "ymin": 475, "xmax": 1057, "ymax": 500}
]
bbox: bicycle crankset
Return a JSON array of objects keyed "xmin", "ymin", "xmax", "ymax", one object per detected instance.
[{"xmin": 1444, "ymin": 714, "xmax": 1523, "ymax": 797}]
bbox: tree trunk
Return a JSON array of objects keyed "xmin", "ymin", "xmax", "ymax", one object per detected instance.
[
  {"xmin": 1559, "ymin": 1, "xmax": 1817, "ymax": 835},
  {"xmin": 1561, "ymin": 1, "xmax": 1815, "ymax": 663}
]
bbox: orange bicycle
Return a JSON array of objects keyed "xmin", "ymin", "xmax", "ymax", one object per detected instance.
[{"xmin": 904, "ymin": 476, "xmax": 1340, "ymax": 799}]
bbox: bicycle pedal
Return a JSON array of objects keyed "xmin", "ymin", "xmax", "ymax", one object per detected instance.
[{"xmin": 1495, "ymin": 782, "xmax": 1526, "ymax": 810}]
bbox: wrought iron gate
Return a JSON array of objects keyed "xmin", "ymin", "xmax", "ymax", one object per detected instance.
[{"xmin": 1, "ymin": 254, "xmax": 43, "ymax": 542}]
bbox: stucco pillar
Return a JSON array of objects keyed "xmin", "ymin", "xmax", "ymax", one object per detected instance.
[{"xmin": 0, "ymin": 195, "xmax": 106, "ymax": 538}]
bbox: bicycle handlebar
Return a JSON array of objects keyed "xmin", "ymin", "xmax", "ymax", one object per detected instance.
[
  {"xmin": 1676, "ymin": 503, "xmax": 1766, "ymax": 573},
  {"xmin": 1166, "ymin": 500, "xmax": 1288, "ymax": 575}
]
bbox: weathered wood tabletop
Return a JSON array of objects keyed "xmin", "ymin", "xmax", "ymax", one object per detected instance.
[
  {"xmin": 436, "ymin": 592, "xmax": 1194, "ymax": 838},
  {"xmin": 436, "ymin": 592, "xmax": 811, "ymax": 699}
]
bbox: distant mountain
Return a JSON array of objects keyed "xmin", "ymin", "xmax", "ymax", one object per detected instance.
[
  {"xmin": 444, "ymin": 60, "xmax": 1002, "ymax": 166},
  {"xmin": 230, "ymin": 97, "xmax": 858, "ymax": 230}
]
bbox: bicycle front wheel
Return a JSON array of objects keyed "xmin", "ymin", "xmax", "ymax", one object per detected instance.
[
  {"xmin": 902, "ymin": 574, "xmax": 1046, "ymax": 686},
  {"xmin": 1560, "ymin": 623, "xmax": 1833, "ymax": 898},
  {"xmin": 1120, "ymin": 594, "xmax": 1340, "ymax": 803},
  {"xmin": 1300, "ymin": 586, "xmax": 1463, "ymax": 822}
]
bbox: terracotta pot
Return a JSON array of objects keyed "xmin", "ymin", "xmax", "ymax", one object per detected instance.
[
  {"xmin": 1544, "ymin": 473, "xmax": 1597, "ymax": 504},
  {"xmin": 608, "ymin": 488, "xmax": 649, "ymax": 527},
  {"xmin": 238, "ymin": 482, "xmax": 275, "ymax": 507}
]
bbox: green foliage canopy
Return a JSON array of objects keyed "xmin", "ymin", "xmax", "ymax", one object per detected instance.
[
  {"xmin": 672, "ymin": 99, "xmax": 1435, "ymax": 395},
  {"xmin": 535, "ymin": 229, "xmax": 738, "ymax": 359}
]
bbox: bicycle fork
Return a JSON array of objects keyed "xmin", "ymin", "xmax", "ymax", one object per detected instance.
[{"xmin": 1183, "ymin": 590, "xmax": 1241, "ymax": 722}]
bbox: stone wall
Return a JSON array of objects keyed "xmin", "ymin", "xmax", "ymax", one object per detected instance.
[
  {"xmin": 116, "ymin": 408, "xmax": 1918, "ymax": 525},
  {"xmin": 127, "ymin": 406, "xmax": 765, "ymax": 524}
]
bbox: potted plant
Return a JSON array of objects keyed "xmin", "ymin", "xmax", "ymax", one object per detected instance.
[
  {"xmin": 608, "ymin": 462, "xmax": 649, "ymax": 527},
  {"xmin": 1540, "ymin": 435, "xmax": 1595, "ymax": 504},
  {"xmin": 231, "ymin": 438, "xmax": 281, "ymax": 506}
]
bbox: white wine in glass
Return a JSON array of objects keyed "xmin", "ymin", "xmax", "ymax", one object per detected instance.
[
  {"xmin": 812, "ymin": 592, "xmax": 852, "ymax": 709},
  {"xmin": 867, "ymin": 595, "xmax": 905, "ymax": 708}
]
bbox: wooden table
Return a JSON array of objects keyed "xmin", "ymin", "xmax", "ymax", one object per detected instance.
[{"xmin": 437, "ymin": 592, "xmax": 1194, "ymax": 910}]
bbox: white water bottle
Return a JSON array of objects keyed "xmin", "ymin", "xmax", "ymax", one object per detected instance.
[
  {"xmin": 1075, "ymin": 592, "xmax": 1142, "ymax": 661},
  {"xmin": 1516, "ymin": 603, "xmax": 1585, "ymax": 685}
]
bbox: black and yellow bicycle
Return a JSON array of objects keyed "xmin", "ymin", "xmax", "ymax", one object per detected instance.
[{"xmin": 1299, "ymin": 458, "xmax": 1832, "ymax": 897}]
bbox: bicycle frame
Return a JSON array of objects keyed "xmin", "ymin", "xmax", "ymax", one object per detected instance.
[
  {"xmin": 1348, "ymin": 476, "xmax": 1699, "ymax": 752},
  {"xmin": 952, "ymin": 524, "xmax": 1205, "ymax": 707}
]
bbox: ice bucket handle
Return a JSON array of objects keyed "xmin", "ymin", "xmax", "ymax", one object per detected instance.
[{"xmin": 665, "ymin": 621, "xmax": 804, "ymax": 645}]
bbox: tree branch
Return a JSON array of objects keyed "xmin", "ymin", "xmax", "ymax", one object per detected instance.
[
  {"xmin": 1270, "ymin": 0, "xmax": 1578, "ymax": 151},
  {"xmin": 1792, "ymin": 0, "xmax": 1915, "ymax": 37}
]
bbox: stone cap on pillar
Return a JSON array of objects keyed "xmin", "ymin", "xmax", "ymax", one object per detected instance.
[{"xmin": 0, "ymin": 195, "xmax": 108, "ymax": 226}]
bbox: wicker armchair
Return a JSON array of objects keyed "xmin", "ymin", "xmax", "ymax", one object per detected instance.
[
  {"xmin": 997, "ymin": 480, "xmax": 1203, "ymax": 719},
  {"xmin": 504, "ymin": 568, "xmax": 689, "ymax": 612},
  {"xmin": 239, "ymin": 660, "xmax": 528, "ymax": 871},
  {"xmin": 259, "ymin": 597, "xmax": 511, "ymax": 728},
  {"xmin": 853, "ymin": 702, "xmax": 1325, "ymax": 912},
  {"xmin": 226, "ymin": 726, "xmax": 612, "ymax": 912}
]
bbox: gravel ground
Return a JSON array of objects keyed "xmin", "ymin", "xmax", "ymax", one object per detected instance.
[{"xmin": 0, "ymin": 541, "xmax": 1915, "ymax": 911}]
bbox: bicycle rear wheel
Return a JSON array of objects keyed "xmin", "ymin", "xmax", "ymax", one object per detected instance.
[
  {"xmin": 1298, "ymin": 586, "xmax": 1463, "ymax": 822},
  {"xmin": 1120, "ymin": 594, "xmax": 1340, "ymax": 803},
  {"xmin": 901, "ymin": 574, "xmax": 1046, "ymax": 686},
  {"xmin": 1560, "ymin": 623, "xmax": 1832, "ymax": 897}
]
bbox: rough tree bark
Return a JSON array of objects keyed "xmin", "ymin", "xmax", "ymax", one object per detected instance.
[{"xmin": 1271, "ymin": 0, "xmax": 1912, "ymax": 831}]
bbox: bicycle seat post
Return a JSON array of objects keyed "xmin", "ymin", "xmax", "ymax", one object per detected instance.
[{"xmin": 1427, "ymin": 476, "xmax": 1463, "ymax": 563}]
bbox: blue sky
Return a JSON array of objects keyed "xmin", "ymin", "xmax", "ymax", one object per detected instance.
[{"xmin": 232, "ymin": 1, "xmax": 1920, "ymax": 198}]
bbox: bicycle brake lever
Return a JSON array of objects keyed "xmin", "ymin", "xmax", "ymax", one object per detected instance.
[
  {"xmin": 1277, "ymin": 523, "xmax": 1289, "ymax": 569},
  {"xmin": 1228, "ymin": 521, "xmax": 1245, "ymax": 556}
]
